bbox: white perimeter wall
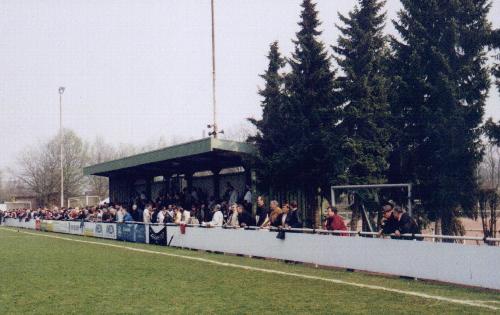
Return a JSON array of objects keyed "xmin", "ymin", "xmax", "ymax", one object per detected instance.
[
  {"xmin": 167, "ymin": 226, "xmax": 500, "ymax": 290},
  {"xmin": 2, "ymin": 218, "xmax": 499, "ymax": 290}
]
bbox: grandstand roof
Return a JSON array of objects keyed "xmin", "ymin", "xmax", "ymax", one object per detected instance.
[{"xmin": 83, "ymin": 138, "xmax": 256, "ymax": 177}]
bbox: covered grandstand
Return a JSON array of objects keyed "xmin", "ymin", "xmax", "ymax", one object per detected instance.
[{"xmin": 83, "ymin": 138, "xmax": 257, "ymax": 212}]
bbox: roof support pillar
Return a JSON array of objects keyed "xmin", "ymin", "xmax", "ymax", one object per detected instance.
[{"xmin": 185, "ymin": 171, "xmax": 194, "ymax": 191}]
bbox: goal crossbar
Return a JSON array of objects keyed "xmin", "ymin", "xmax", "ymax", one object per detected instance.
[{"xmin": 331, "ymin": 183, "xmax": 413, "ymax": 216}]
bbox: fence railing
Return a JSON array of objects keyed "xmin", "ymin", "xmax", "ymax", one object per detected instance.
[{"xmin": 4, "ymin": 217, "xmax": 498, "ymax": 245}]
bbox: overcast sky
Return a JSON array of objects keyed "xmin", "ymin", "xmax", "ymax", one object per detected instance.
[{"xmin": 1, "ymin": 0, "xmax": 499, "ymax": 171}]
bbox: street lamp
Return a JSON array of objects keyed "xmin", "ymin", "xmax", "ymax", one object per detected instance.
[
  {"xmin": 209, "ymin": 0, "xmax": 220, "ymax": 138},
  {"xmin": 59, "ymin": 87, "xmax": 65, "ymax": 208}
]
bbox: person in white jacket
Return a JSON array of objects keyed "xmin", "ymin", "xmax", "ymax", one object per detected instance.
[
  {"xmin": 157, "ymin": 207, "xmax": 166, "ymax": 224},
  {"xmin": 143, "ymin": 204, "xmax": 152, "ymax": 223},
  {"xmin": 181, "ymin": 208, "xmax": 191, "ymax": 224},
  {"xmin": 202, "ymin": 205, "xmax": 223, "ymax": 227}
]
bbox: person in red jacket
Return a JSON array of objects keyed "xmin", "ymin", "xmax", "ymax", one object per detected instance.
[{"xmin": 323, "ymin": 206, "xmax": 347, "ymax": 235}]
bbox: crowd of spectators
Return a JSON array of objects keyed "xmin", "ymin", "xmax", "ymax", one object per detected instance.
[
  {"xmin": 0, "ymin": 199, "xmax": 298, "ymax": 231},
  {"xmin": 0, "ymin": 182, "xmax": 301, "ymax": 231},
  {"xmin": 0, "ymin": 183, "xmax": 419, "ymax": 239}
]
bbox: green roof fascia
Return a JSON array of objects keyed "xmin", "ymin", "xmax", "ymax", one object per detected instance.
[{"xmin": 83, "ymin": 138, "xmax": 256, "ymax": 176}]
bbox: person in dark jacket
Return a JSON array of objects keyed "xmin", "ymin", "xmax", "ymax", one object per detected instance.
[
  {"xmin": 236, "ymin": 204, "xmax": 255, "ymax": 227},
  {"xmin": 287, "ymin": 201, "xmax": 302, "ymax": 228},
  {"xmin": 393, "ymin": 206, "xmax": 421, "ymax": 240},
  {"xmin": 130, "ymin": 204, "xmax": 143, "ymax": 222},
  {"xmin": 379, "ymin": 204, "xmax": 398, "ymax": 236},
  {"xmin": 256, "ymin": 196, "xmax": 269, "ymax": 227}
]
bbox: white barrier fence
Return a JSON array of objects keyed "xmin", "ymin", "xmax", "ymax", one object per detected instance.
[{"xmin": 2, "ymin": 218, "xmax": 500, "ymax": 290}]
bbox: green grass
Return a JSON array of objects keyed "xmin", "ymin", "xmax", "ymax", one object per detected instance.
[{"xmin": 0, "ymin": 227, "xmax": 498, "ymax": 314}]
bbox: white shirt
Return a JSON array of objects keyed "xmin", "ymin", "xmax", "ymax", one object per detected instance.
[
  {"xmin": 182, "ymin": 210, "xmax": 191, "ymax": 223},
  {"xmin": 244, "ymin": 190, "xmax": 252, "ymax": 204},
  {"xmin": 157, "ymin": 211, "xmax": 165, "ymax": 224},
  {"xmin": 116, "ymin": 210, "xmax": 124, "ymax": 223},
  {"xmin": 281, "ymin": 213, "xmax": 287, "ymax": 226},
  {"xmin": 143, "ymin": 209, "xmax": 151, "ymax": 223},
  {"xmin": 208, "ymin": 210, "xmax": 223, "ymax": 227}
]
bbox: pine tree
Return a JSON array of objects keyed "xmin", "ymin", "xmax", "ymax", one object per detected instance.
[
  {"xmin": 333, "ymin": 0, "xmax": 390, "ymax": 185},
  {"xmin": 390, "ymin": 0, "xmax": 492, "ymax": 235},
  {"xmin": 333, "ymin": 0, "xmax": 390, "ymax": 231},
  {"xmin": 248, "ymin": 41, "xmax": 286, "ymax": 188},
  {"xmin": 284, "ymin": 0, "xmax": 340, "ymax": 189}
]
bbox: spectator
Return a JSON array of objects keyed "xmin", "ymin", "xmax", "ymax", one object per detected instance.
[
  {"xmin": 165, "ymin": 205, "xmax": 175, "ymax": 223},
  {"xmin": 116, "ymin": 206, "xmax": 125, "ymax": 223},
  {"xmin": 123, "ymin": 208, "xmax": 133, "ymax": 222},
  {"xmin": 226, "ymin": 204, "xmax": 239, "ymax": 227},
  {"xmin": 256, "ymin": 196, "xmax": 268, "ymax": 227},
  {"xmin": 181, "ymin": 207, "xmax": 191, "ymax": 224},
  {"xmin": 237, "ymin": 204, "xmax": 255, "ymax": 228},
  {"xmin": 143, "ymin": 204, "xmax": 152, "ymax": 223},
  {"xmin": 189, "ymin": 205, "xmax": 200, "ymax": 225},
  {"xmin": 261, "ymin": 200, "xmax": 282, "ymax": 228},
  {"xmin": 278, "ymin": 203, "xmax": 291, "ymax": 228},
  {"xmin": 243, "ymin": 185, "xmax": 252, "ymax": 211},
  {"xmin": 203, "ymin": 204, "xmax": 223, "ymax": 227},
  {"xmin": 157, "ymin": 206, "xmax": 166, "ymax": 224},
  {"xmin": 130, "ymin": 203, "xmax": 143, "ymax": 222},
  {"xmin": 109, "ymin": 208, "xmax": 117, "ymax": 222},
  {"xmin": 174, "ymin": 207, "xmax": 182, "ymax": 224},
  {"xmin": 393, "ymin": 206, "xmax": 421, "ymax": 240},
  {"xmin": 151, "ymin": 205, "xmax": 160, "ymax": 223},
  {"xmin": 287, "ymin": 201, "xmax": 302, "ymax": 228},
  {"xmin": 379, "ymin": 204, "xmax": 398, "ymax": 237},
  {"xmin": 323, "ymin": 206, "xmax": 347, "ymax": 234},
  {"xmin": 102, "ymin": 208, "xmax": 113, "ymax": 223}
]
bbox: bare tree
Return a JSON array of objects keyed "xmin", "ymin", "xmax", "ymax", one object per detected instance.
[
  {"xmin": 479, "ymin": 143, "xmax": 500, "ymax": 189},
  {"xmin": 478, "ymin": 142, "xmax": 500, "ymax": 242},
  {"xmin": 86, "ymin": 136, "xmax": 115, "ymax": 199},
  {"xmin": 16, "ymin": 129, "xmax": 88, "ymax": 206}
]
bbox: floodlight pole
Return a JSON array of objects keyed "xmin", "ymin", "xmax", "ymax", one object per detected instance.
[
  {"xmin": 59, "ymin": 87, "xmax": 65, "ymax": 208},
  {"xmin": 210, "ymin": 0, "xmax": 218, "ymax": 138}
]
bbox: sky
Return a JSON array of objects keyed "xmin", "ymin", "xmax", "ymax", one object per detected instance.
[{"xmin": 1, "ymin": 0, "xmax": 500, "ymax": 171}]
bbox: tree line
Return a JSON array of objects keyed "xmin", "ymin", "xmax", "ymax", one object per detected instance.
[
  {"xmin": 0, "ymin": 124, "xmax": 254, "ymax": 206},
  {"xmin": 249, "ymin": 0, "xmax": 499, "ymax": 235},
  {"xmin": 0, "ymin": 131, "xmax": 188, "ymax": 206}
]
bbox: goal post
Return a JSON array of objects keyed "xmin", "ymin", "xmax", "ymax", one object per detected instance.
[{"xmin": 330, "ymin": 183, "xmax": 413, "ymax": 216}]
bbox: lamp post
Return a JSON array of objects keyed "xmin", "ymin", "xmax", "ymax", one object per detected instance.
[
  {"xmin": 207, "ymin": 0, "xmax": 224, "ymax": 138},
  {"xmin": 59, "ymin": 86, "xmax": 65, "ymax": 208}
]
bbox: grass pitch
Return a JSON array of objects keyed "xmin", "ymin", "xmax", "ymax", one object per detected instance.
[{"xmin": 0, "ymin": 227, "xmax": 498, "ymax": 314}]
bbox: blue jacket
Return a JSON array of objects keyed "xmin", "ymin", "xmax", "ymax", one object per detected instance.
[{"xmin": 123, "ymin": 213, "xmax": 133, "ymax": 222}]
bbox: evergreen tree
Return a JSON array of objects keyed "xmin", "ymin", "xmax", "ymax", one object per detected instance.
[
  {"xmin": 333, "ymin": 0, "xmax": 390, "ymax": 185},
  {"xmin": 390, "ymin": 0, "xmax": 492, "ymax": 235},
  {"xmin": 284, "ymin": 0, "xmax": 340, "ymax": 189},
  {"xmin": 248, "ymin": 41, "xmax": 286, "ymax": 188},
  {"xmin": 333, "ymin": 0, "xmax": 391, "ymax": 231}
]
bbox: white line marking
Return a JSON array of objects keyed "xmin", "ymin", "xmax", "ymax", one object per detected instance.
[{"xmin": 1, "ymin": 227, "xmax": 498, "ymax": 311}]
